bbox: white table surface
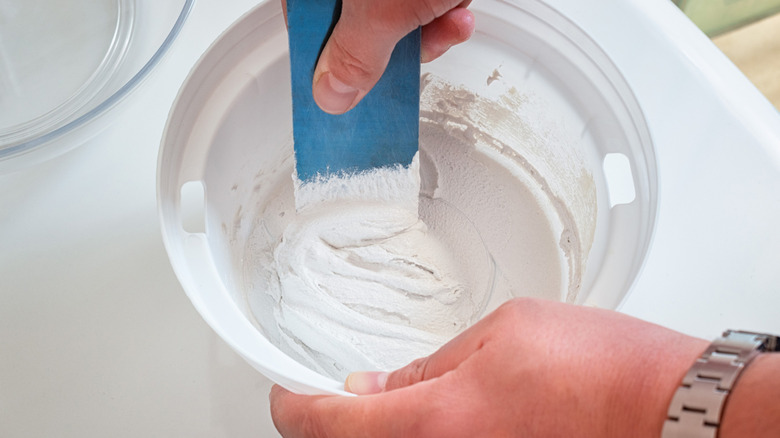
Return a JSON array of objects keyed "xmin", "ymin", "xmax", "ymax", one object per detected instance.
[
  {"xmin": 0, "ymin": 1, "xmax": 282, "ymax": 436},
  {"xmin": 3, "ymin": 0, "xmax": 780, "ymax": 436}
]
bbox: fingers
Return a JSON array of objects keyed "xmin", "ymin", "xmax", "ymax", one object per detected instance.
[
  {"xmin": 270, "ymin": 385, "xmax": 367, "ymax": 438},
  {"xmin": 270, "ymin": 383, "xmax": 437, "ymax": 438},
  {"xmin": 272, "ymin": 300, "xmax": 510, "ymax": 437},
  {"xmin": 311, "ymin": 0, "xmax": 475, "ymax": 114},
  {"xmin": 345, "ymin": 371, "xmax": 388, "ymax": 395},
  {"xmin": 421, "ymin": 7, "xmax": 475, "ymax": 63}
]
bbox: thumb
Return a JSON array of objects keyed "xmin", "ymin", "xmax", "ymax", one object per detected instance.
[{"xmin": 312, "ymin": 19, "xmax": 401, "ymax": 114}]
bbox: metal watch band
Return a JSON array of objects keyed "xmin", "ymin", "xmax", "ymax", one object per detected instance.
[{"xmin": 661, "ymin": 330, "xmax": 779, "ymax": 438}]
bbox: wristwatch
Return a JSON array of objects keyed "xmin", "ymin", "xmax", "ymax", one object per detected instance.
[{"xmin": 662, "ymin": 330, "xmax": 779, "ymax": 438}]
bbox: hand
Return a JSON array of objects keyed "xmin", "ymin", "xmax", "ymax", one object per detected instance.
[
  {"xmin": 283, "ymin": 0, "xmax": 475, "ymax": 114},
  {"xmin": 270, "ymin": 298, "xmax": 709, "ymax": 437}
]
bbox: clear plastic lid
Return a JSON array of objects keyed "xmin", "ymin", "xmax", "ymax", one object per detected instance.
[{"xmin": 0, "ymin": 0, "xmax": 195, "ymax": 172}]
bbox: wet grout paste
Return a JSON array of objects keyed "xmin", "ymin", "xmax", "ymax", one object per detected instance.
[{"xmin": 241, "ymin": 75, "xmax": 595, "ymax": 380}]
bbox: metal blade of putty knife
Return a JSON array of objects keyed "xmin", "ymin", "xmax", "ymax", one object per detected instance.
[{"xmin": 287, "ymin": 0, "xmax": 421, "ymax": 182}]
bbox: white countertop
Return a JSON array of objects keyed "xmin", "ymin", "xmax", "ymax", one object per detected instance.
[
  {"xmin": 2, "ymin": 0, "xmax": 780, "ymax": 436},
  {"xmin": 0, "ymin": 1, "xmax": 282, "ymax": 436}
]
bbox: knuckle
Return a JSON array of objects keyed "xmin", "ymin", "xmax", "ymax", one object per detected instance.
[
  {"xmin": 495, "ymin": 297, "xmax": 543, "ymax": 322},
  {"xmin": 416, "ymin": 0, "xmax": 456, "ymax": 24},
  {"xmin": 327, "ymin": 36, "xmax": 377, "ymax": 86},
  {"xmin": 387, "ymin": 356, "xmax": 430, "ymax": 389},
  {"xmin": 412, "ymin": 0, "xmax": 438, "ymax": 25}
]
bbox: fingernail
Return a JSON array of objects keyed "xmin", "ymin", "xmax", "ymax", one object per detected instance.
[
  {"xmin": 313, "ymin": 71, "xmax": 359, "ymax": 114},
  {"xmin": 345, "ymin": 371, "xmax": 388, "ymax": 395}
]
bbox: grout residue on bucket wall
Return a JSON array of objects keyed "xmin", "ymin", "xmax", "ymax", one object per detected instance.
[{"xmin": 237, "ymin": 75, "xmax": 596, "ymax": 379}]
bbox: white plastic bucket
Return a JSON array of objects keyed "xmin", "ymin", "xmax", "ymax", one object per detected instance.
[{"xmin": 158, "ymin": 0, "xmax": 656, "ymax": 395}]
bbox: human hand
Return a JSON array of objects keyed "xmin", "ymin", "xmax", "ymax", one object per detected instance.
[
  {"xmin": 270, "ymin": 298, "xmax": 709, "ymax": 437},
  {"xmin": 282, "ymin": 0, "xmax": 475, "ymax": 114}
]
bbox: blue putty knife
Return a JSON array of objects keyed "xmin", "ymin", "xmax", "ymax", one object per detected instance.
[{"xmin": 287, "ymin": 0, "xmax": 421, "ymax": 182}]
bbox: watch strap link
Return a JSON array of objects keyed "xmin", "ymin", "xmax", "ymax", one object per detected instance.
[{"xmin": 662, "ymin": 330, "xmax": 778, "ymax": 438}]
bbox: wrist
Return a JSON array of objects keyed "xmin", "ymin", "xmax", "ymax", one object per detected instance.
[
  {"xmin": 643, "ymin": 337, "xmax": 710, "ymax": 437},
  {"xmin": 719, "ymin": 352, "xmax": 780, "ymax": 438},
  {"xmin": 605, "ymin": 330, "xmax": 709, "ymax": 437}
]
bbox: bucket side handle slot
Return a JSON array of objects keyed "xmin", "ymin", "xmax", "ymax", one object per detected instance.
[{"xmin": 180, "ymin": 180, "xmax": 206, "ymax": 234}]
